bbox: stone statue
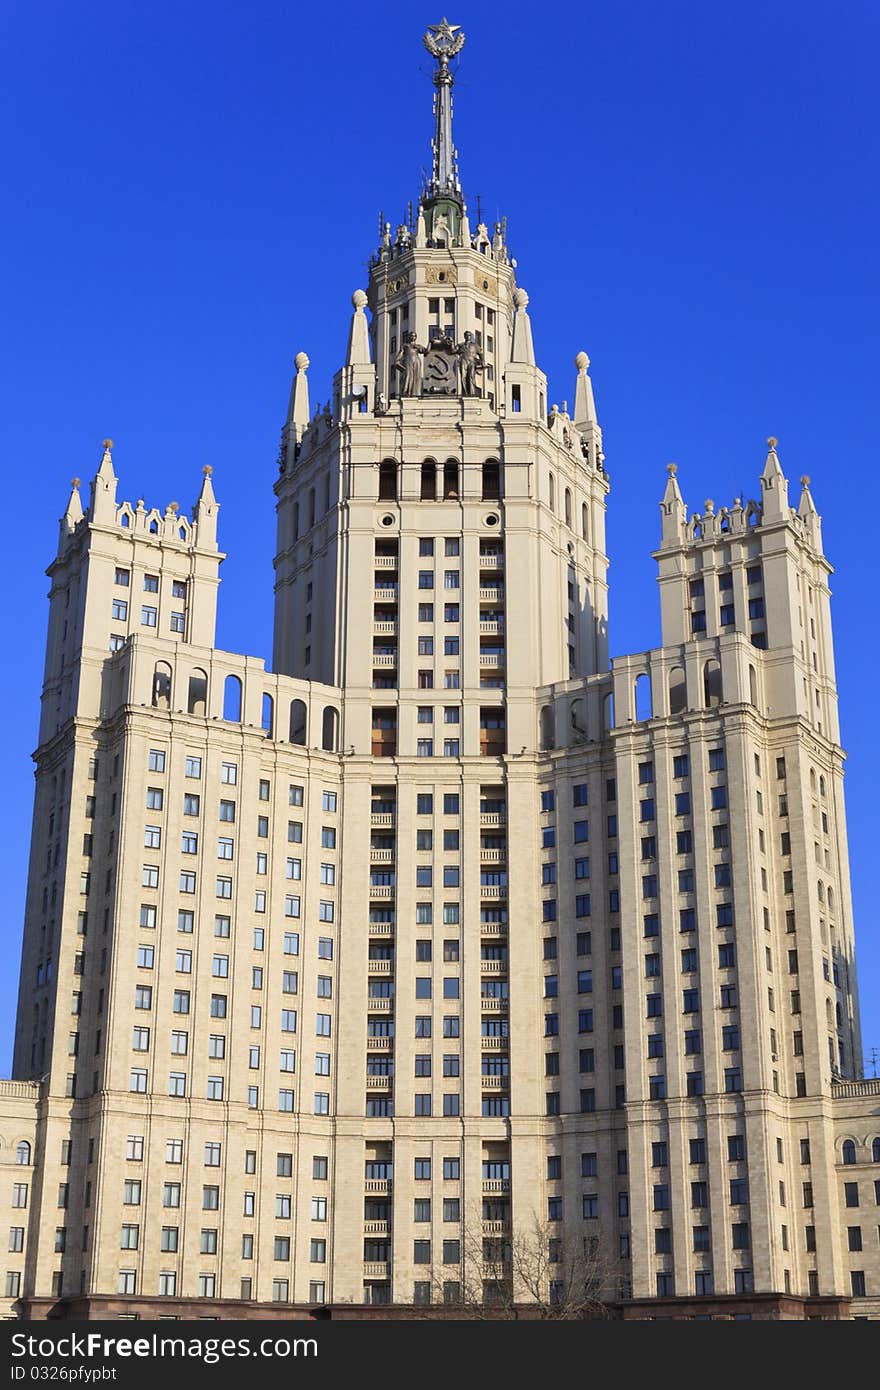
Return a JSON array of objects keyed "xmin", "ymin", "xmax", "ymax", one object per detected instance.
[
  {"xmin": 394, "ymin": 331, "xmax": 426, "ymax": 397},
  {"xmin": 457, "ymin": 331, "xmax": 484, "ymax": 396}
]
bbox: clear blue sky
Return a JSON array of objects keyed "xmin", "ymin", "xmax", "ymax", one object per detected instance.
[{"xmin": 0, "ymin": 1, "xmax": 877, "ymax": 1072}]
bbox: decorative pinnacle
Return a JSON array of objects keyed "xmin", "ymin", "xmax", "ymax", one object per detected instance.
[
  {"xmin": 766, "ymin": 436, "xmax": 778, "ymax": 449},
  {"xmin": 102, "ymin": 438, "xmax": 113, "ymax": 451},
  {"xmin": 202, "ymin": 465, "xmax": 213, "ymax": 477},
  {"xmin": 666, "ymin": 463, "xmax": 678, "ymax": 476},
  {"xmin": 168, "ymin": 501, "xmax": 179, "ymax": 513},
  {"xmin": 294, "ymin": 351, "xmax": 310, "ymax": 372},
  {"xmin": 800, "ymin": 474, "xmax": 811, "ymax": 487},
  {"xmin": 71, "ymin": 477, "xmax": 81, "ymax": 489},
  {"xmin": 575, "ymin": 350, "xmax": 590, "ymax": 371}
]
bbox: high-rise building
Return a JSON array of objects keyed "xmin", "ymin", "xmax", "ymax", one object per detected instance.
[{"xmin": 2, "ymin": 21, "xmax": 878, "ymax": 1321}]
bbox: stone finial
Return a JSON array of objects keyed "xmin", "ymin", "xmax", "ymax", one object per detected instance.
[
  {"xmin": 168, "ymin": 501, "xmax": 179, "ymax": 514},
  {"xmin": 800, "ymin": 474, "xmax": 810, "ymax": 487},
  {"xmin": 288, "ymin": 352, "xmax": 311, "ymax": 440},
  {"xmin": 346, "ymin": 290, "xmax": 371, "ymax": 367},
  {"xmin": 71, "ymin": 477, "xmax": 81, "ymax": 489},
  {"xmin": 203, "ymin": 465, "xmax": 213, "ymax": 477},
  {"xmin": 666, "ymin": 463, "xmax": 677, "ymax": 476},
  {"xmin": 102, "ymin": 438, "xmax": 114, "ymax": 451},
  {"xmin": 510, "ymin": 287, "xmax": 535, "ymax": 365},
  {"xmin": 767, "ymin": 436, "xmax": 778, "ymax": 449},
  {"xmin": 704, "ymin": 498, "xmax": 714, "ymax": 514},
  {"xmin": 573, "ymin": 350, "xmax": 597, "ymax": 428}
]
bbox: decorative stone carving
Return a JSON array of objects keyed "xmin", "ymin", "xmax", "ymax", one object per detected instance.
[
  {"xmin": 394, "ymin": 331, "xmax": 426, "ymax": 396},
  {"xmin": 425, "ymin": 265, "xmax": 458, "ymax": 286},
  {"xmin": 421, "ymin": 336, "xmax": 458, "ymax": 395},
  {"xmin": 457, "ymin": 331, "xmax": 483, "ymax": 396}
]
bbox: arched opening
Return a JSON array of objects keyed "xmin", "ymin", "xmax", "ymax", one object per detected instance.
[
  {"xmin": 872, "ymin": 1138, "xmax": 880, "ymax": 1163},
  {"xmin": 178, "ymin": 525, "xmax": 187, "ymax": 541},
  {"xmin": 262, "ymin": 693, "xmax": 274, "ymax": 738},
  {"xmin": 827, "ymin": 887, "xmax": 834, "ymax": 915},
  {"xmin": 810, "ymin": 768, "xmax": 817, "ymax": 794},
  {"xmin": 152, "ymin": 662, "xmax": 172, "ymax": 710},
  {"xmin": 120, "ymin": 512, "xmax": 130, "ymax": 528},
  {"xmin": 581, "ymin": 503, "xmax": 589, "ymax": 541},
  {"xmin": 482, "ymin": 460, "xmax": 500, "ymax": 501},
  {"xmin": 15, "ymin": 1141, "xmax": 30, "ymax": 1165},
  {"xmin": 187, "ymin": 669, "xmax": 207, "ymax": 716},
  {"xmin": 443, "ymin": 460, "xmax": 459, "ymax": 499},
  {"xmin": 322, "ymin": 706, "xmax": 339, "ymax": 752},
  {"xmin": 378, "ymin": 460, "xmax": 397, "ymax": 501},
  {"xmin": 539, "ymin": 705, "xmax": 555, "ymax": 751},
  {"xmin": 289, "ymin": 699, "xmax": 307, "ymax": 745},
  {"xmin": 669, "ymin": 666, "xmax": 687, "ymax": 716},
  {"xmin": 703, "ymin": 659, "xmax": 722, "ymax": 708},
  {"xmin": 842, "ymin": 1140, "xmax": 856, "ymax": 1165},
  {"xmin": 819, "ymin": 775, "xmax": 826, "ymax": 799},
  {"xmin": 603, "ymin": 691, "xmax": 615, "ymax": 731},
  {"xmin": 223, "ymin": 674, "xmax": 242, "ymax": 723},
  {"xmin": 749, "ymin": 664, "xmax": 758, "ymax": 707},
  {"xmin": 149, "ymin": 519, "xmax": 158, "ymax": 534},
  {"xmin": 836, "ymin": 1001, "xmax": 843, "ymax": 1027},
  {"xmin": 548, "ymin": 472, "xmax": 556, "ymax": 513},
  {"xmin": 634, "ymin": 672, "xmax": 653, "ymax": 721},
  {"xmin": 570, "ymin": 698, "xmax": 585, "ymax": 740},
  {"xmin": 421, "ymin": 461, "xmax": 436, "ymax": 501},
  {"xmin": 564, "ymin": 488, "xmax": 572, "ymax": 528}
]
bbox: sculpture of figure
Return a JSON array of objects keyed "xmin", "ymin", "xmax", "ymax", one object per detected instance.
[
  {"xmin": 457, "ymin": 331, "xmax": 484, "ymax": 396},
  {"xmin": 394, "ymin": 331, "xmax": 425, "ymax": 397},
  {"xmin": 375, "ymin": 392, "xmax": 388, "ymax": 416}
]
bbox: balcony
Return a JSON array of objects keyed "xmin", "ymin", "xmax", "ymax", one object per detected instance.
[
  {"xmin": 481, "ymin": 1074, "xmax": 510, "ymax": 1090},
  {"xmin": 366, "ymin": 1074, "xmax": 393, "ymax": 1090},
  {"xmin": 480, "ymin": 996, "xmax": 508, "ymax": 1011},
  {"xmin": 482, "ymin": 1179, "xmax": 510, "ymax": 1194},
  {"xmin": 480, "ymin": 847, "xmax": 505, "ymax": 864},
  {"xmin": 373, "ymin": 653, "xmax": 397, "ymax": 667},
  {"xmin": 480, "ymin": 958, "xmax": 507, "ymax": 973},
  {"xmin": 370, "ymin": 812, "xmax": 395, "ymax": 827},
  {"xmin": 363, "ymin": 1261, "xmax": 391, "ymax": 1279},
  {"xmin": 374, "ymin": 586, "xmax": 398, "ymax": 602},
  {"xmin": 370, "ymin": 847, "xmax": 395, "ymax": 863},
  {"xmin": 480, "ymin": 920, "xmax": 507, "ymax": 937},
  {"xmin": 367, "ymin": 995, "xmax": 393, "ymax": 1010},
  {"xmin": 364, "ymin": 1179, "xmax": 392, "ymax": 1195},
  {"xmin": 480, "ymin": 812, "xmax": 505, "ymax": 827},
  {"xmin": 368, "ymin": 921, "xmax": 394, "ymax": 936},
  {"xmin": 479, "ymin": 619, "xmax": 504, "ymax": 635},
  {"xmin": 482, "ymin": 1262, "xmax": 510, "ymax": 1280},
  {"xmin": 479, "ymin": 586, "xmax": 504, "ymax": 602},
  {"xmin": 373, "ymin": 620, "xmax": 398, "ymax": 635},
  {"xmin": 364, "ymin": 1220, "xmax": 391, "ymax": 1236},
  {"xmin": 481, "ymin": 1035, "xmax": 507, "ymax": 1050},
  {"xmin": 366, "ymin": 1036, "xmax": 394, "ymax": 1050},
  {"xmin": 480, "ymin": 884, "xmax": 506, "ymax": 899},
  {"xmin": 367, "ymin": 958, "xmax": 393, "ymax": 973},
  {"xmin": 478, "ymin": 554, "xmax": 504, "ymax": 570},
  {"xmin": 482, "ymin": 1220, "xmax": 509, "ymax": 1235},
  {"xmin": 479, "ymin": 652, "xmax": 506, "ymax": 668},
  {"xmin": 374, "ymin": 555, "xmax": 398, "ymax": 569},
  {"xmin": 369, "ymin": 884, "xmax": 395, "ymax": 898}
]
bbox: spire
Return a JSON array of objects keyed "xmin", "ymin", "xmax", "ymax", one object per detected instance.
[
  {"xmin": 287, "ymin": 352, "xmax": 311, "ymax": 443},
  {"xmin": 510, "ymin": 288, "xmax": 535, "ymax": 366},
  {"xmin": 90, "ymin": 438, "xmax": 118, "ymax": 523},
  {"xmin": 346, "ymin": 290, "xmax": 371, "ymax": 367},
  {"xmin": 59, "ymin": 476, "xmax": 84, "ymax": 549},
  {"xmin": 573, "ymin": 351, "xmax": 597, "ymax": 427},
  {"xmin": 193, "ymin": 465, "xmax": 219, "ymax": 549},
  {"xmin": 797, "ymin": 473, "xmax": 823, "ymax": 550},
  {"xmin": 423, "ymin": 19, "xmax": 465, "ymax": 204},
  {"xmin": 760, "ymin": 434, "xmax": 789, "ymax": 521},
  {"xmin": 660, "ymin": 463, "xmax": 687, "ymax": 547}
]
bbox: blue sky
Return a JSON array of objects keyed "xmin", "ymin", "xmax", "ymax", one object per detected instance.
[{"xmin": 0, "ymin": 1, "xmax": 877, "ymax": 1070}]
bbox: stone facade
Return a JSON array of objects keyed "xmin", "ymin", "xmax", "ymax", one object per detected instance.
[{"xmin": 2, "ymin": 22, "xmax": 878, "ymax": 1322}]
